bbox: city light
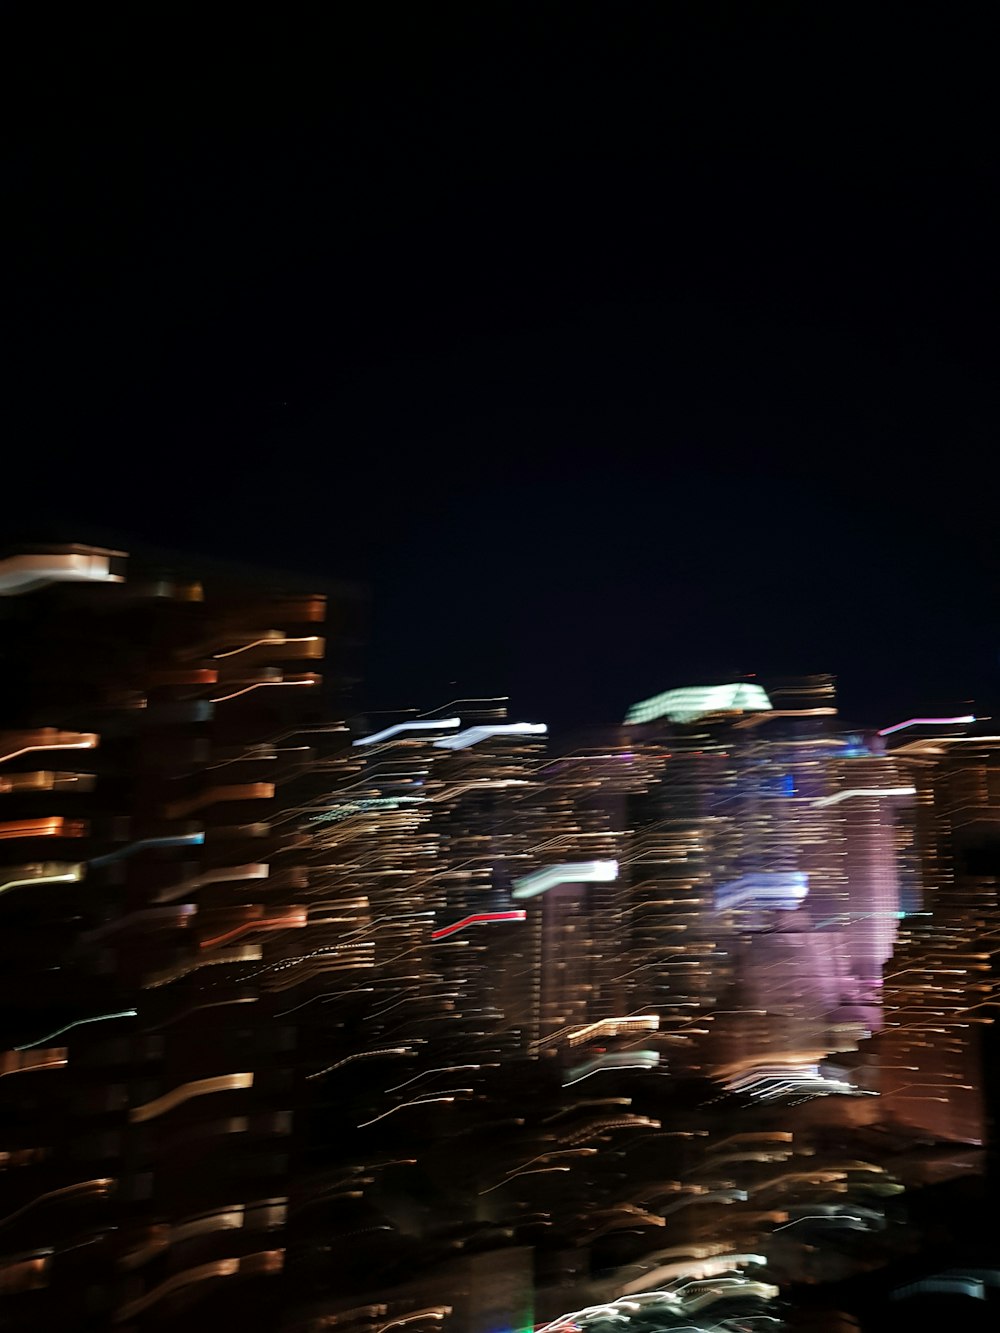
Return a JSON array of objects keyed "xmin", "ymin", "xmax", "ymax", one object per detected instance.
[
  {"xmin": 432, "ymin": 722, "xmax": 548, "ymax": 750},
  {"xmin": 512, "ymin": 860, "xmax": 619, "ymax": 900},
  {"xmin": 5, "ymin": 545, "xmax": 998, "ymax": 1330},
  {"xmin": 878, "ymin": 716, "xmax": 976, "ymax": 736},
  {"xmin": 625, "ymin": 683, "xmax": 773, "ymax": 725}
]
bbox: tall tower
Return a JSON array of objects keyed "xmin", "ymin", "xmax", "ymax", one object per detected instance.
[{"xmin": 0, "ymin": 543, "xmax": 364, "ymax": 1330}]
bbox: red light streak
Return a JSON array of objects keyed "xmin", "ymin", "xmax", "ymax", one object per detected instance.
[{"xmin": 431, "ymin": 910, "xmax": 526, "ymax": 940}]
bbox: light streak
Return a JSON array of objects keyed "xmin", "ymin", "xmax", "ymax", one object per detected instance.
[
  {"xmin": 0, "ymin": 863, "xmax": 83, "ymax": 897},
  {"xmin": 129, "ymin": 1073, "xmax": 253, "ymax": 1123},
  {"xmin": 372, "ymin": 1309, "xmax": 452, "ymax": 1333},
  {"xmin": 275, "ymin": 989, "xmax": 373, "ymax": 1017},
  {"xmin": 210, "ymin": 675, "xmax": 317, "ymax": 703},
  {"xmin": 353, "ymin": 718, "xmax": 461, "ymax": 747},
  {"xmin": 143, "ymin": 945, "xmax": 262, "ymax": 989},
  {"xmin": 433, "ymin": 722, "xmax": 547, "ymax": 750},
  {"xmin": 879, "ymin": 715, "xmax": 976, "ymax": 736},
  {"xmin": 892, "ymin": 1276, "xmax": 987, "ymax": 1301},
  {"xmin": 155, "ymin": 862, "xmax": 268, "ymax": 904},
  {"xmin": 385, "ymin": 1064, "xmax": 490, "ymax": 1092},
  {"xmin": 367, "ymin": 991, "xmax": 459, "ymax": 1019},
  {"xmin": 812, "ymin": 785, "xmax": 916, "ymax": 808},
  {"xmin": 564, "ymin": 1052, "xmax": 660, "ymax": 1086},
  {"xmin": 357, "ymin": 1095, "xmax": 457, "ymax": 1128},
  {"xmin": 0, "ymin": 1178, "xmax": 114, "ymax": 1231},
  {"xmin": 16, "ymin": 1008, "xmax": 137, "ymax": 1051},
  {"xmin": 90, "ymin": 833, "xmax": 204, "ymax": 867},
  {"xmin": 0, "ymin": 770, "xmax": 94, "ymax": 795},
  {"xmin": 213, "ymin": 635, "xmax": 321, "ymax": 658},
  {"xmin": 307, "ymin": 1048, "xmax": 411, "ymax": 1081},
  {"xmin": 708, "ymin": 1132, "xmax": 792, "ymax": 1151},
  {"xmin": 309, "ymin": 796, "xmax": 424, "ymax": 824},
  {"xmin": 714, "ymin": 871, "xmax": 808, "ymax": 911},
  {"xmin": 431, "ymin": 910, "xmax": 526, "ymax": 940},
  {"xmin": 0, "ymin": 1052, "xmax": 66, "ymax": 1078},
  {"xmin": 115, "ymin": 1251, "xmax": 283, "ymax": 1321},
  {"xmin": 559, "ymin": 1015, "xmax": 659, "ymax": 1048},
  {"xmin": 512, "ymin": 859, "xmax": 618, "ymax": 900},
  {"xmin": 419, "ymin": 696, "xmax": 507, "ymax": 715},
  {"xmin": 0, "ymin": 733, "xmax": 98, "ymax": 765},
  {"xmin": 163, "ymin": 782, "xmax": 274, "ymax": 819},
  {"xmin": 773, "ymin": 1214, "xmax": 864, "ymax": 1231},
  {"xmin": 477, "ymin": 1166, "xmax": 572, "ymax": 1193},
  {"xmin": 199, "ymin": 908, "xmax": 307, "ymax": 949},
  {"xmin": 619, "ymin": 1253, "xmax": 767, "ymax": 1295},
  {"xmin": 244, "ymin": 911, "xmax": 434, "ymax": 983}
]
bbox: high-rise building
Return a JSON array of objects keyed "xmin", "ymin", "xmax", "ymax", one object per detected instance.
[
  {"xmin": 618, "ymin": 678, "xmax": 916, "ymax": 1073},
  {"xmin": 862, "ymin": 717, "xmax": 1000, "ymax": 1145},
  {"xmin": 0, "ymin": 543, "xmax": 363, "ymax": 1330}
]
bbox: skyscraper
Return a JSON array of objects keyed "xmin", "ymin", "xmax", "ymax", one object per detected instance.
[{"xmin": 0, "ymin": 543, "xmax": 362, "ymax": 1329}]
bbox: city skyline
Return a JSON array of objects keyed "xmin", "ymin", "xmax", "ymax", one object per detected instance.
[
  {"xmin": 3, "ymin": 540, "xmax": 999, "ymax": 1330},
  {"xmin": 6, "ymin": 8, "xmax": 1000, "ymax": 1330}
]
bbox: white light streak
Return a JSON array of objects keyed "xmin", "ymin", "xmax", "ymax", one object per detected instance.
[
  {"xmin": 353, "ymin": 719, "xmax": 461, "ymax": 747},
  {"xmin": 812, "ymin": 786, "xmax": 916, "ymax": 808},
  {"xmin": 433, "ymin": 722, "xmax": 547, "ymax": 750},
  {"xmin": 513, "ymin": 859, "xmax": 618, "ymax": 900}
]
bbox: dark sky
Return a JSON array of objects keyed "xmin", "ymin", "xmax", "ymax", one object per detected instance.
[{"xmin": 7, "ymin": 7, "xmax": 999, "ymax": 732}]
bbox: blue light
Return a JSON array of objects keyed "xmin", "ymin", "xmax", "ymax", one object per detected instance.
[
  {"xmin": 90, "ymin": 833, "xmax": 205, "ymax": 867},
  {"xmin": 715, "ymin": 871, "xmax": 809, "ymax": 912}
]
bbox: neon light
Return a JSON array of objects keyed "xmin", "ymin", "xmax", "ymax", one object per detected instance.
[
  {"xmin": 715, "ymin": 872, "xmax": 808, "ymax": 912},
  {"xmin": 812, "ymin": 786, "xmax": 916, "ymax": 808},
  {"xmin": 879, "ymin": 715, "xmax": 976, "ymax": 736},
  {"xmin": 90, "ymin": 832, "xmax": 204, "ymax": 867},
  {"xmin": 512, "ymin": 860, "xmax": 618, "ymax": 900},
  {"xmin": 433, "ymin": 723, "xmax": 547, "ymax": 750},
  {"xmin": 625, "ymin": 683, "xmax": 772, "ymax": 725},
  {"xmin": 353, "ymin": 718, "xmax": 461, "ymax": 747},
  {"xmin": 431, "ymin": 910, "xmax": 526, "ymax": 940},
  {"xmin": 16, "ymin": 1009, "xmax": 137, "ymax": 1051}
]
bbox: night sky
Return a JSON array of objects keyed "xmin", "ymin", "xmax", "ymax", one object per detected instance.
[{"xmin": 7, "ymin": 8, "xmax": 998, "ymax": 733}]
